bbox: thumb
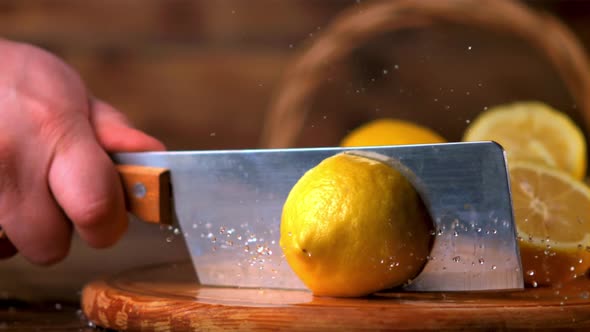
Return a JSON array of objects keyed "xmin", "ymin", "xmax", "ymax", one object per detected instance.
[{"xmin": 90, "ymin": 98, "xmax": 166, "ymax": 152}]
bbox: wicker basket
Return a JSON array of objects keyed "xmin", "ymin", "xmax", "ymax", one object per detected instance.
[{"xmin": 259, "ymin": 0, "xmax": 590, "ymax": 149}]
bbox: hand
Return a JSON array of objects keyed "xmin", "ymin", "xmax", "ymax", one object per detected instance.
[{"xmin": 0, "ymin": 39, "xmax": 165, "ymax": 265}]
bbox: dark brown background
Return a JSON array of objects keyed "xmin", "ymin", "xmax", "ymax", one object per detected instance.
[
  {"xmin": 1, "ymin": 1, "xmax": 590, "ymax": 329},
  {"xmin": 1, "ymin": 0, "xmax": 590, "ymax": 303},
  {"xmin": 1, "ymin": 0, "xmax": 590, "ymax": 150}
]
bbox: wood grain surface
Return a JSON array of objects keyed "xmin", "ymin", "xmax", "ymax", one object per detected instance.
[{"xmin": 81, "ymin": 262, "xmax": 590, "ymax": 331}]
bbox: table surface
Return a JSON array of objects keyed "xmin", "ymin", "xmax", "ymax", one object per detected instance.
[{"xmin": 0, "ymin": 300, "xmax": 108, "ymax": 331}]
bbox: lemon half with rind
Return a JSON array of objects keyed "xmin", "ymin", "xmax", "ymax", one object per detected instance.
[
  {"xmin": 463, "ymin": 101, "xmax": 587, "ymax": 180},
  {"xmin": 340, "ymin": 118, "xmax": 446, "ymax": 147},
  {"xmin": 509, "ymin": 161, "xmax": 590, "ymax": 286}
]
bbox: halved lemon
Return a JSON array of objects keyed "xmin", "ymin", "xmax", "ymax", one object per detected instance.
[
  {"xmin": 340, "ymin": 118, "xmax": 446, "ymax": 147},
  {"xmin": 509, "ymin": 161, "xmax": 590, "ymax": 286},
  {"xmin": 463, "ymin": 101, "xmax": 587, "ymax": 180}
]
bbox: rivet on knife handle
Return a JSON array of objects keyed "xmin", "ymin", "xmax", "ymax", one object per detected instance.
[{"xmin": 116, "ymin": 165, "xmax": 171, "ymax": 225}]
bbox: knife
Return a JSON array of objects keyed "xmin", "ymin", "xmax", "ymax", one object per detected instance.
[{"xmin": 113, "ymin": 141, "xmax": 524, "ymax": 292}]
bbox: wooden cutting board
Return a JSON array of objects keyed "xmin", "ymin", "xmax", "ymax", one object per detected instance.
[{"xmin": 81, "ymin": 262, "xmax": 590, "ymax": 331}]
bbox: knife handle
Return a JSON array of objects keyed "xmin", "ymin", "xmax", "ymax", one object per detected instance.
[{"xmin": 116, "ymin": 165, "xmax": 172, "ymax": 225}]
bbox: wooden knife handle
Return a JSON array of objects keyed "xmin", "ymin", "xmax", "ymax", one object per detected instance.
[{"xmin": 116, "ymin": 165, "xmax": 172, "ymax": 225}]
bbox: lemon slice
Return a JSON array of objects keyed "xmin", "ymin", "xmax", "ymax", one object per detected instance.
[
  {"xmin": 340, "ymin": 118, "xmax": 446, "ymax": 147},
  {"xmin": 509, "ymin": 161, "xmax": 590, "ymax": 286},
  {"xmin": 463, "ymin": 101, "xmax": 587, "ymax": 180}
]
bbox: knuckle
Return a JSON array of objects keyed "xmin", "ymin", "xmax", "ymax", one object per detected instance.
[
  {"xmin": 69, "ymin": 196, "xmax": 113, "ymax": 230},
  {"xmin": 36, "ymin": 108, "xmax": 81, "ymax": 152}
]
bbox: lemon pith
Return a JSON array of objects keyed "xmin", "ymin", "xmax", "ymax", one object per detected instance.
[{"xmin": 280, "ymin": 153, "xmax": 433, "ymax": 297}]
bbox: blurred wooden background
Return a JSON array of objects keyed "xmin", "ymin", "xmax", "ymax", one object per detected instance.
[{"xmin": 1, "ymin": 0, "xmax": 590, "ymax": 150}]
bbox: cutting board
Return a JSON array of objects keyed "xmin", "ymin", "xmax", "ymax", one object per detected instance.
[{"xmin": 81, "ymin": 262, "xmax": 590, "ymax": 331}]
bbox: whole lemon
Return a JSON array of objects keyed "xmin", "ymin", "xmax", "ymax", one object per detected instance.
[
  {"xmin": 280, "ymin": 152, "xmax": 434, "ymax": 297},
  {"xmin": 340, "ymin": 118, "xmax": 446, "ymax": 147}
]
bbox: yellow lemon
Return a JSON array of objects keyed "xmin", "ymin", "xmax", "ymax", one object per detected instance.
[
  {"xmin": 340, "ymin": 118, "xmax": 446, "ymax": 147},
  {"xmin": 509, "ymin": 161, "xmax": 590, "ymax": 286},
  {"xmin": 280, "ymin": 152, "xmax": 434, "ymax": 297},
  {"xmin": 463, "ymin": 101, "xmax": 587, "ymax": 180}
]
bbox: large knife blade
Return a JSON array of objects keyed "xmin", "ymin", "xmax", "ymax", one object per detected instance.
[{"xmin": 113, "ymin": 141, "xmax": 524, "ymax": 292}]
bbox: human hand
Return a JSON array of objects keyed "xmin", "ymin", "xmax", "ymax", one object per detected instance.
[{"xmin": 0, "ymin": 39, "xmax": 165, "ymax": 265}]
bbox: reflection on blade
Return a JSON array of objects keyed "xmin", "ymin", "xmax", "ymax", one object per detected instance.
[{"xmin": 113, "ymin": 141, "xmax": 524, "ymax": 291}]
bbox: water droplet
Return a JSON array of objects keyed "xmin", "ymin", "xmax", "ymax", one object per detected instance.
[
  {"xmin": 165, "ymin": 236, "xmax": 173, "ymax": 243},
  {"xmin": 579, "ymin": 259, "xmax": 584, "ymax": 264},
  {"xmin": 531, "ymin": 281, "xmax": 538, "ymax": 288},
  {"xmin": 579, "ymin": 291, "xmax": 589, "ymax": 299},
  {"xmin": 192, "ymin": 224, "xmax": 198, "ymax": 229},
  {"xmin": 453, "ymin": 231, "xmax": 458, "ymax": 237},
  {"xmin": 491, "ymin": 265, "xmax": 497, "ymax": 270},
  {"xmin": 476, "ymin": 228, "xmax": 482, "ymax": 233},
  {"xmin": 452, "ymin": 256, "xmax": 461, "ymax": 262},
  {"xmin": 219, "ymin": 227, "xmax": 226, "ymax": 234},
  {"xmin": 173, "ymin": 228, "xmax": 181, "ymax": 235},
  {"xmin": 468, "ymin": 46, "xmax": 472, "ymax": 50},
  {"xmin": 394, "ymin": 64, "xmax": 399, "ymax": 70},
  {"xmin": 570, "ymin": 266, "xmax": 575, "ymax": 271},
  {"xmin": 54, "ymin": 303, "xmax": 62, "ymax": 310},
  {"xmin": 244, "ymin": 245, "xmax": 250, "ymax": 253},
  {"xmin": 478, "ymin": 258, "xmax": 485, "ymax": 264},
  {"xmin": 383, "ymin": 69, "xmax": 389, "ymax": 75},
  {"xmin": 527, "ymin": 270, "xmax": 535, "ymax": 276},
  {"xmin": 444, "ymin": 105, "xmax": 451, "ymax": 110},
  {"xmin": 465, "ymin": 119, "xmax": 471, "ymax": 124}
]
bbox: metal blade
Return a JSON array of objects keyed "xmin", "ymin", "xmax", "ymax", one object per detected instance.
[{"xmin": 112, "ymin": 141, "xmax": 524, "ymax": 291}]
